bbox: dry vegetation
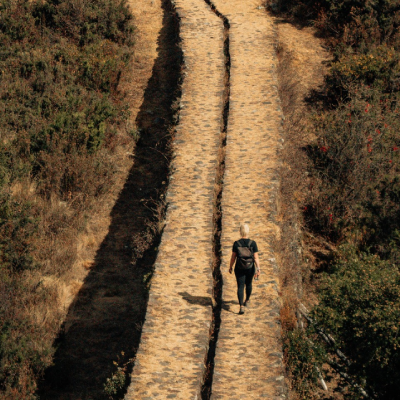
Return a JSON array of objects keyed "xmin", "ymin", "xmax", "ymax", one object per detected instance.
[
  {"xmin": 272, "ymin": 1, "xmax": 400, "ymax": 399},
  {"xmin": 273, "ymin": 18, "xmax": 332, "ymax": 398},
  {"xmin": 0, "ymin": 0, "xmax": 177, "ymax": 398},
  {"xmin": 0, "ymin": 0, "xmax": 136, "ymax": 396}
]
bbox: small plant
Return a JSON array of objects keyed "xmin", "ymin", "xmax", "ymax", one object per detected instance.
[{"xmin": 103, "ymin": 352, "xmax": 134, "ymax": 399}]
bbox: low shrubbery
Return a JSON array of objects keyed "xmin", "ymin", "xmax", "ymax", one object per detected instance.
[
  {"xmin": 284, "ymin": 246, "xmax": 400, "ymax": 399},
  {"xmin": 311, "ymin": 246, "xmax": 400, "ymax": 398},
  {"xmin": 0, "ymin": 0, "xmax": 135, "ymax": 397},
  {"xmin": 0, "ymin": 0, "xmax": 134, "ymax": 201},
  {"xmin": 327, "ymin": 45, "xmax": 400, "ymax": 97},
  {"xmin": 306, "ymin": 86, "xmax": 400, "ymax": 251},
  {"xmin": 270, "ymin": 0, "xmax": 400, "ymax": 398},
  {"xmin": 283, "ymin": 328, "xmax": 325, "ymax": 399},
  {"xmin": 271, "ymin": 0, "xmax": 400, "ymax": 49}
]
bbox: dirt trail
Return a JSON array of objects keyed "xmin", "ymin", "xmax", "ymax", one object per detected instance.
[{"xmin": 126, "ymin": 0, "xmax": 284, "ymax": 399}]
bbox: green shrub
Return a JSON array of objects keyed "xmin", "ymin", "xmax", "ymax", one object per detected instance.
[
  {"xmin": 32, "ymin": 0, "xmax": 135, "ymax": 46},
  {"xmin": 283, "ymin": 328, "xmax": 325, "ymax": 399},
  {"xmin": 0, "ymin": 194, "xmax": 37, "ymax": 273},
  {"xmin": 103, "ymin": 353, "xmax": 133, "ymax": 399},
  {"xmin": 311, "ymin": 245, "xmax": 400, "ymax": 398},
  {"xmin": 327, "ymin": 45, "xmax": 400, "ymax": 96}
]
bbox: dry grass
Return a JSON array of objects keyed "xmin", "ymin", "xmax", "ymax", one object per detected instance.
[
  {"xmin": 275, "ymin": 17, "xmax": 330, "ymax": 304},
  {"xmin": 274, "ymin": 17, "xmax": 330, "ymax": 399},
  {"xmin": 0, "ymin": 1, "xmax": 165, "ymax": 398}
]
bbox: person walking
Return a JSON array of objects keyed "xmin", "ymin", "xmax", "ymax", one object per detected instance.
[{"xmin": 229, "ymin": 223, "xmax": 260, "ymax": 314}]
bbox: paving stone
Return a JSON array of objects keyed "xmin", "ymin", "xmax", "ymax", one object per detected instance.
[
  {"xmin": 210, "ymin": 0, "xmax": 284, "ymax": 399},
  {"xmin": 125, "ymin": 0, "xmax": 285, "ymax": 399},
  {"xmin": 125, "ymin": 1, "xmax": 224, "ymax": 399}
]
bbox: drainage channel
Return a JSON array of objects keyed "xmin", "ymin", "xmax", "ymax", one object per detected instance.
[{"xmin": 201, "ymin": 1, "xmax": 230, "ymax": 399}]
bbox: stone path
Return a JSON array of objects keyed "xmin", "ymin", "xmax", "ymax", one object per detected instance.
[
  {"xmin": 125, "ymin": 1, "xmax": 225, "ymax": 398},
  {"xmin": 126, "ymin": 0, "xmax": 285, "ymax": 399},
  {"xmin": 210, "ymin": 1, "xmax": 285, "ymax": 399}
]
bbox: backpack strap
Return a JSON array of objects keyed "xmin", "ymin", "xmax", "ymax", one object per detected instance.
[
  {"xmin": 247, "ymin": 240, "xmax": 254, "ymax": 257},
  {"xmin": 238, "ymin": 239, "xmax": 254, "ymax": 254},
  {"xmin": 238, "ymin": 239, "xmax": 253, "ymax": 247}
]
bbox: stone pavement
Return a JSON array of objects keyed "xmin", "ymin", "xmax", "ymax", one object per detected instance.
[
  {"xmin": 210, "ymin": 0, "xmax": 285, "ymax": 399},
  {"xmin": 125, "ymin": 0, "xmax": 225, "ymax": 399},
  {"xmin": 126, "ymin": 0, "xmax": 285, "ymax": 399}
]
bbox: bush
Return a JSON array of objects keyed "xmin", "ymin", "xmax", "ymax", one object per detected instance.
[
  {"xmin": 33, "ymin": 0, "xmax": 134, "ymax": 46},
  {"xmin": 0, "ymin": 194, "xmax": 37, "ymax": 273},
  {"xmin": 327, "ymin": 45, "xmax": 400, "ymax": 96},
  {"xmin": 269, "ymin": 0, "xmax": 400, "ymax": 49},
  {"xmin": 305, "ymin": 86, "xmax": 400, "ymax": 253},
  {"xmin": 283, "ymin": 328, "xmax": 325, "ymax": 399},
  {"xmin": 311, "ymin": 246, "xmax": 400, "ymax": 398}
]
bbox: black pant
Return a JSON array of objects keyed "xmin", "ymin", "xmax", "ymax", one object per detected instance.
[{"xmin": 235, "ymin": 266, "xmax": 255, "ymax": 306}]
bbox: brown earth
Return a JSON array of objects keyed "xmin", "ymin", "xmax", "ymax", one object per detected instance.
[{"xmin": 275, "ymin": 19, "xmax": 330, "ymax": 117}]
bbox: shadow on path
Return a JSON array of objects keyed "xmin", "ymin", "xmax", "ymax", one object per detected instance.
[
  {"xmin": 37, "ymin": 1, "xmax": 182, "ymax": 399},
  {"xmin": 179, "ymin": 291, "xmax": 236, "ymax": 313},
  {"xmin": 179, "ymin": 291, "xmax": 213, "ymax": 307}
]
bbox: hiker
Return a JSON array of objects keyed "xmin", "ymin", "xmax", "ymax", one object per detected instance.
[{"xmin": 229, "ymin": 223, "xmax": 260, "ymax": 314}]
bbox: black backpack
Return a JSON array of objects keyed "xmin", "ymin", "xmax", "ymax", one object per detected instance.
[{"xmin": 235, "ymin": 239, "xmax": 254, "ymax": 270}]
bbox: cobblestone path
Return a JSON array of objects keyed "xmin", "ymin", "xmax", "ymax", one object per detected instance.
[
  {"xmin": 125, "ymin": 0, "xmax": 225, "ymax": 398},
  {"xmin": 126, "ymin": 0, "xmax": 284, "ymax": 399},
  {"xmin": 211, "ymin": 1, "xmax": 285, "ymax": 399}
]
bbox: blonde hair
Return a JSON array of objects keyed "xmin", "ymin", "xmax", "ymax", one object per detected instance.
[{"xmin": 240, "ymin": 223, "xmax": 250, "ymax": 238}]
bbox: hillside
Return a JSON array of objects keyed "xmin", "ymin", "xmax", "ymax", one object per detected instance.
[
  {"xmin": 0, "ymin": 0, "xmax": 165, "ymax": 397},
  {"xmin": 271, "ymin": 0, "xmax": 400, "ymax": 399},
  {"xmin": 1, "ymin": 0, "xmax": 399, "ymax": 399}
]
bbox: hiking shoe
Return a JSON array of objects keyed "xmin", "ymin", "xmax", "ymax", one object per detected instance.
[
  {"xmin": 239, "ymin": 306, "xmax": 245, "ymax": 315},
  {"xmin": 244, "ymin": 299, "xmax": 250, "ymax": 306}
]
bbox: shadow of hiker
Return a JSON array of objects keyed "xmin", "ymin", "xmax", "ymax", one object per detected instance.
[
  {"xmin": 179, "ymin": 291, "xmax": 236, "ymax": 314},
  {"xmin": 221, "ymin": 300, "xmax": 237, "ymax": 313},
  {"xmin": 37, "ymin": 1, "xmax": 182, "ymax": 399},
  {"xmin": 179, "ymin": 291, "xmax": 213, "ymax": 307}
]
